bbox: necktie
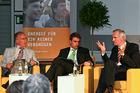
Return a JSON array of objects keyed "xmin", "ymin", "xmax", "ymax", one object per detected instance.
[
  {"xmin": 68, "ymin": 49, "xmax": 76, "ymax": 61},
  {"xmin": 117, "ymin": 48, "xmax": 121, "ymax": 64},
  {"xmin": 17, "ymin": 47, "xmax": 24, "ymax": 60}
]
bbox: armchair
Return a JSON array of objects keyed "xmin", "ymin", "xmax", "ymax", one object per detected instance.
[
  {"xmin": 0, "ymin": 55, "xmax": 40, "ymax": 93},
  {"xmin": 46, "ymin": 64, "xmax": 140, "ymax": 93},
  {"xmin": 45, "ymin": 65, "xmax": 93, "ymax": 93},
  {"xmin": 0, "ymin": 65, "xmax": 40, "ymax": 93},
  {"xmin": 94, "ymin": 66, "xmax": 140, "ymax": 93}
]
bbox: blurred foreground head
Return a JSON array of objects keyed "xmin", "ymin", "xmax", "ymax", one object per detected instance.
[
  {"xmin": 6, "ymin": 80, "xmax": 24, "ymax": 93},
  {"xmin": 22, "ymin": 74, "xmax": 51, "ymax": 93}
]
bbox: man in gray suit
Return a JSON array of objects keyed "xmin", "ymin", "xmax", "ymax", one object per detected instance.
[
  {"xmin": 1, "ymin": 32, "xmax": 39, "ymax": 88},
  {"xmin": 1, "ymin": 32, "xmax": 38, "ymax": 70}
]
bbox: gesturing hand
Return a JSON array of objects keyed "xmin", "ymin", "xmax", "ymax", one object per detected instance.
[
  {"xmin": 30, "ymin": 60, "xmax": 35, "ymax": 66},
  {"xmin": 96, "ymin": 41, "xmax": 106, "ymax": 55}
]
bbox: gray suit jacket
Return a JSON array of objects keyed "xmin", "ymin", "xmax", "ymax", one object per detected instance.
[{"xmin": 1, "ymin": 47, "xmax": 39, "ymax": 67}]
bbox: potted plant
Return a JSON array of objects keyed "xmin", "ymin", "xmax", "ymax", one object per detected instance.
[{"xmin": 79, "ymin": 0, "xmax": 111, "ymax": 60}]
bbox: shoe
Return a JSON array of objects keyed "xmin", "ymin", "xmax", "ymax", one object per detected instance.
[
  {"xmin": 2, "ymin": 81, "xmax": 9, "ymax": 89},
  {"xmin": 2, "ymin": 84, "xmax": 8, "ymax": 89}
]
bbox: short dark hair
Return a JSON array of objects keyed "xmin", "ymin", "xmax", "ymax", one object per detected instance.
[
  {"xmin": 6, "ymin": 80, "xmax": 24, "ymax": 93},
  {"xmin": 51, "ymin": 0, "xmax": 65, "ymax": 15},
  {"xmin": 70, "ymin": 32, "xmax": 81, "ymax": 41},
  {"xmin": 23, "ymin": 0, "xmax": 41, "ymax": 9},
  {"xmin": 14, "ymin": 32, "xmax": 25, "ymax": 42}
]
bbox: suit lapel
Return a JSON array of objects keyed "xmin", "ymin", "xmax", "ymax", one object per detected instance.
[
  {"xmin": 12, "ymin": 47, "xmax": 16, "ymax": 54},
  {"xmin": 24, "ymin": 48, "xmax": 30, "ymax": 61},
  {"xmin": 9, "ymin": 47, "xmax": 16, "ymax": 60},
  {"xmin": 24, "ymin": 48, "xmax": 28, "ymax": 56},
  {"xmin": 62, "ymin": 47, "xmax": 70, "ymax": 58},
  {"xmin": 124, "ymin": 41, "xmax": 129, "ymax": 54},
  {"xmin": 77, "ymin": 47, "xmax": 83, "ymax": 64}
]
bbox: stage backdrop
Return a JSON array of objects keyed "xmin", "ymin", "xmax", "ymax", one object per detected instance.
[
  {"xmin": 23, "ymin": 0, "xmax": 70, "ymax": 60},
  {"xmin": 23, "ymin": 28, "xmax": 70, "ymax": 60}
]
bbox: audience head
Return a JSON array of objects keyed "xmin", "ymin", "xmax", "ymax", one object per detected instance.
[
  {"xmin": 15, "ymin": 32, "xmax": 27, "ymax": 48},
  {"xmin": 112, "ymin": 29, "xmax": 126, "ymax": 47},
  {"xmin": 22, "ymin": 74, "xmax": 51, "ymax": 93},
  {"xmin": 69, "ymin": 32, "xmax": 81, "ymax": 49},
  {"xmin": 6, "ymin": 80, "xmax": 24, "ymax": 93}
]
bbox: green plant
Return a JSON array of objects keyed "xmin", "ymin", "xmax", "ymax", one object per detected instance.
[{"xmin": 79, "ymin": 0, "xmax": 111, "ymax": 56}]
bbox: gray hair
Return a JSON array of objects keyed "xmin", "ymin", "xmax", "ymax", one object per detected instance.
[
  {"xmin": 113, "ymin": 29, "xmax": 126, "ymax": 40},
  {"xmin": 22, "ymin": 74, "xmax": 51, "ymax": 93}
]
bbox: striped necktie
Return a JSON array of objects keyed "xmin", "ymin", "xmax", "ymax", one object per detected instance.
[
  {"xmin": 17, "ymin": 47, "xmax": 24, "ymax": 60},
  {"xmin": 117, "ymin": 48, "xmax": 121, "ymax": 64}
]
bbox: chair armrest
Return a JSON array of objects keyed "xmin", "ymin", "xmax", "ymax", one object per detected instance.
[
  {"xmin": 127, "ymin": 68, "xmax": 140, "ymax": 93},
  {"xmin": 0, "ymin": 67, "xmax": 2, "ymax": 78},
  {"xmin": 94, "ymin": 66, "xmax": 104, "ymax": 93},
  {"xmin": 32, "ymin": 65, "xmax": 40, "ymax": 74},
  {"xmin": 0, "ymin": 67, "xmax": 2, "ymax": 92},
  {"xmin": 0, "ymin": 67, "xmax": 2, "ymax": 85},
  {"xmin": 83, "ymin": 66, "xmax": 93, "ymax": 93},
  {"xmin": 45, "ymin": 65, "xmax": 51, "ymax": 72}
]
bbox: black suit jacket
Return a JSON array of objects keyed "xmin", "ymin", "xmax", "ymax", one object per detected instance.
[
  {"xmin": 103, "ymin": 41, "xmax": 140, "ymax": 68},
  {"xmin": 57, "ymin": 47, "xmax": 93, "ymax": 65}
]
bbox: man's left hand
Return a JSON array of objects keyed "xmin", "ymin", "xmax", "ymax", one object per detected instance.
[
  {"xmin": 30, "ymin": 60, "xmax": 35, "ymax": 66},
  {"xmin": 84, "ymin": 61, "xmax": 91, "ymax": 66}
]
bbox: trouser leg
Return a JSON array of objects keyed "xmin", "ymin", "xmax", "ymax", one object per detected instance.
[
  {"xmin": 45, "ymin": 57, "xmax": 73, "ymax": 93},
  {"xmin": 96, "ymin": 60, "xmax": 116, "ymax": 93},
  {"xmin": 45, "ymin": 58, "xmax": 73, "ymax": 81},
  {"xmin": 53, "ymin": 65, "xmax": 64, "ymax": 93},
  {"xmin": 45, "ymin": 58, "xmax": 63, "ymax": 81},
  {"xmin": 104, "ymin": 60, "xmax": 116, "ymax": 88},
  {"xmin": 96, "ymin": 69, "xmax": 107, "ymax": 93}
]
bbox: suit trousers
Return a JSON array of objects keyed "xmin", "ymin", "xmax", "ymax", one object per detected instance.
[
  {"xmin": 96, "ymin": 60, "xmax": 127, "ymax": 93},
  {"xmin": 45, "ymin": 57, "xmax": 74, "ymax": 93}
]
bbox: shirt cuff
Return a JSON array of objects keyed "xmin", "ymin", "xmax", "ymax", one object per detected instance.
[{"xmin": 101, "ymin": 53, "xmax": 105, "ymax": 56}]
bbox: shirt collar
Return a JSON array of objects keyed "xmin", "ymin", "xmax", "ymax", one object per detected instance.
[
  {"xmin": 70, "ymin": 47, "xmax": 77, "ymax": 51},
  {"xmin": 119, "ymin": 42, "xmax": 126, "ymax": 50},
  {"xmin": 16, "ymin": 45, "xmax": 25, "ymax": 49}
]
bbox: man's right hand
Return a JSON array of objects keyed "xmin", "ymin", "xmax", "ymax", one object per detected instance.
[
  {"xmin": 96, "ymin": 41, "xmax": 106, "ymax": 55},
  {"xmin": 6, "ymin": 63, "xmax": 13, "ymax": 69}
]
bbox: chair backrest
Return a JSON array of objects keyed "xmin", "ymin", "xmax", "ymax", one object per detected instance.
[{"xmin": 0, "ymin": 55, "xmax": 2, "ymax": 63}]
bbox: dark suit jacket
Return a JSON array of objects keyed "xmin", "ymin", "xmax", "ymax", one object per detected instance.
[
  {"xmin": 103, "ymin": 41, "xmax": 140, "ymax": 68},
  {"xmin": 57, "ymin": 47, "xmax": 94, "ymax": 65}
]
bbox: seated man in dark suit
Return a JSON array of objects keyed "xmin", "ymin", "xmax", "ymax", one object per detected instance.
[
  {"xmin": 45, "ymin": 32, "xmax": 94, "ymax": 93},
  {"xmin": 96, "ymin": 29, "xmax": 140, "ymax": 93}
]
